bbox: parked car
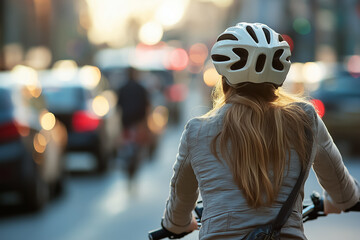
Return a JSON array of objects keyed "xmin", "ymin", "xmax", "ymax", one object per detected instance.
[
  {"xmin": 310, "ymin": 70, "xmax": 360, "ymax": 153},
  {"xmin": 39, "ymin": 67, "xmax": 121, "ymax": 173},
  {"xmin": 0, "ymin": 71, "xmax": 67, "ymax": 211}
]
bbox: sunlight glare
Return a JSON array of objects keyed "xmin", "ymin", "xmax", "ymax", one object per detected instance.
[
  {"xmin": 139, "ymin": 21, "xmax": 164, "ymax": 45},
  {"xmin": 155, "ymin": 0, "xmax": 186, "ymax": 28}
]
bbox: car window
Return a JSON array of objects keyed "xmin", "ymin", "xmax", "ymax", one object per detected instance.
[
  {"xmin": 321, "ymin": 75, "xmax": 360, "ymax": 95},
  {"xmin": 0, "ymin": 88, "xmax": 12, "ymax": 112},
  {"xmin": 42, "ymin": 87, "xmax": 88, "ymax": 112}
]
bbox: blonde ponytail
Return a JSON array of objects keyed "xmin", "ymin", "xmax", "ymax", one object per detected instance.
[{"xmin": 209, "ymin": 79, "xmax": 312, "ymax": 208}]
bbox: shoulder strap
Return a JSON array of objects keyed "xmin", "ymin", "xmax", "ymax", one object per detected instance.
[
  {"xmin": 272, "ymin": 126, "xmax": 313, "ymax": 231},
  {"xmin": 272, "ymin": 166, "xmax": 306, "ymax": 230}
]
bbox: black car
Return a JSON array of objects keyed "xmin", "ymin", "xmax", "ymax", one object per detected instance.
[
  {"xmin": 310, "ymin": 70, "xmax": 360, "ymax": 152},
  {"xmin": 0, "ymin": 71, "xmax": 67, "ymax": 211},
  {"xmin": 40, "ymin": 68, "xmax": 121, "ymax": 173}
]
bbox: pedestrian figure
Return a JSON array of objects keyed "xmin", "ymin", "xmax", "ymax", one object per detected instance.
[{"xmin": 117, "ymin": 67, "xmax": 151, "ymax": 187}]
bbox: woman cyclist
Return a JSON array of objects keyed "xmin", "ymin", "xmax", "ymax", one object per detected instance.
[{"xmin": 160, "ymin": 22, "xmax": 360, "ymax": 239}]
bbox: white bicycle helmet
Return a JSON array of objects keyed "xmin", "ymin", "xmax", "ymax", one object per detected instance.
[{"xmin": 211, "ymin": 22, "xmax": 291, "ymax": 87}]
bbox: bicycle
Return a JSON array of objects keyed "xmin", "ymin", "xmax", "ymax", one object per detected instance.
[{"xmin": 148, "ymin": 192, "xmax": 360, "ymax": 239}]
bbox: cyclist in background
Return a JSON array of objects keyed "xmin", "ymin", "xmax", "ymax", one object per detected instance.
[
  {"xmin": 118, "ymin": 67, "xmax": 149, "ymax": 129},
  {"xmin": 117, "ymin": 67, "xmax": 151, "ymax": 185},
  {"xmin": 160, "ymin": 22, "xmax": 360, "ymax": 239}
]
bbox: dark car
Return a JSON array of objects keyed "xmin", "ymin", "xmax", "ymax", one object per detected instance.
[
  {"xmin": 39, "ymin": 67, "xmax": 121, "ymax": 173},
  {"xmin": 310, "ymin": 70, "xmax": 360, "ymax": 152},
  {"xmin": 0, "ymin": 71, "xmax": 67, "ymax": 211}
]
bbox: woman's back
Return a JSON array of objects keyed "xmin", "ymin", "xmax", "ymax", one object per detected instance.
[
  {"xmin": 160, "ymin": 22, "xmax": 360, "ymax": 240},
  {"xmin": 187, "ymin": 103, "xmax": 311, "ymax": 239}
]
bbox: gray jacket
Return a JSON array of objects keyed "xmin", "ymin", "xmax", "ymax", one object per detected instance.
[{"xmin": 162, "ymin": 103, "xmax": 360, "ymax": 239}]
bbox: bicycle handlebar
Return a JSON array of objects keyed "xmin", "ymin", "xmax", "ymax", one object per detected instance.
[
  {"xmin": 148, "ymin": 192, "xmax": 360, "ymax": 239},
  {"xmin": 148, "ymin": 227, "xmax": 189, "ymax": 240}
]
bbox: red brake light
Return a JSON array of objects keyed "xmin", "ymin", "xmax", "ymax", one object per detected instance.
[
  {"xmin": 72, "ymin": 111, "xmax": 100, "ymax": 132},
  {"xmin": 0, "ymin": 121, "xmax": 21, "ymax": 143},
  {"xmin": 311, "ymin": 99, "xmax": 325, "ymax": 118}
]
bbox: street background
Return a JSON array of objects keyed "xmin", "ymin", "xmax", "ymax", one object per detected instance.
[{"xmin": 0, "ymin": 0, "xmax": 360, "ymax": 239}]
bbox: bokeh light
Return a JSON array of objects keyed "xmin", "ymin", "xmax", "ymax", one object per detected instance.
[
  {"xmin": 166, "ymin": 83, "xmax": 189, "ymax": 102},
  {"xmin": 25, "ymin": 46, "xmax": 52, "ymax": 70},
  {"xmin": 17, "ymin": 123, "xmax": 30, "ymax": 137},
  {"xmin": 40, "ymin": 111, "xmax": 56, "ymax": 131},
  {"xmin": 311, "ymin": 99, "xmax": 325, "ymax": 118},
  {"xmin": 347, "ymin": 55, "xmax": 360, "ymax": 77},
  {"xmin": 85, "ymin": 0, "xmax": 128, "ymax": 47},
  {"xmin": 147, "ymin": 105, "xmax": 169, "ymax": 134},
  {"xmin": 11, "ymin": 65, "xmax": 42, "ymax": 98},
  {"xmin": 286, "ymin": 62, "xmax": 304, "ymax": 83},
  {"xmin": 282, "ymin": 34, "xmax": 294, "ymax": 52},
  {"xmin": 293, "ymin": 18, "xmax": 311, "ymax": 35},
  {"xmin": 208, "ymin": 0, "xmax": 233, "ymax": 7},
  {"xmin": 53, "ymin": 60, "xmax": 78, "ymax": 70},
  {"xmin": 203, "ymin": 68, "xmax": 221, "ymax": 87},
  {"xmin": 33, "ymin": 132, "xmax": 47, "ymax": 154},
  {"xmin": 11, "ymin": 65, "xmax": 38, "ymax": 84},
  {"xmin": 302, "ymin": 62, "xmax": 326, "ymax": 83},
  {"xmin": 79, "ymin": 65, "xmax": 101, "ymax": 89},
  {"xmin": 302, "ymin": 62, "xmax": 326, "ymax": 92},
  {"xmin": 101, "ymin": 90, "xmax": 118, "ymax": 109},
  {"xmin": 52, "ymin": 60, "xmax": 78, "ymax": 81},
  {"xmin": 139, "ymin": 22, "xmax": 164, "ymax": 46},
  {"xmin": 155, "ymin": 0, "xmax": 187, "ymax": 28},
  {"xmin": 189, "ymin": 43, "xmax": 208, "ymax": 65},
  {"xmin": 168, "ymin": 48, "xmax": 189, "ymax": 71},
  {"xmin": 92, "ymin": 95, "xmax": 110, "ymax": 117}
]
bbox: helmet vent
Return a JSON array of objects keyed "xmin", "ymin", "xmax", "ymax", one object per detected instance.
[
  {"xmin": 217, "ymin": 34, "xmax": 238, "ymax": 42},
  {"xmin": 278, "ymin": 34, "xmax": 284, "ymax": 42},
  {"xmin": 272, "ymin": 49, "xmax": 284, "ymax": 70},
  {"xmin": 230, "ymin": 48, "xmax": 248, "ymax": 70},
  {"xmin": 211, "ymin": 54, "xmax": 230, "ymax": 62},
  {"xmin": 262, "ymin": 28, "xmax": 271, "ymax": 44},
  {"xmin": 246, "ymin": 26, "xmax": 259, "ymax": 43},
  {"xmin": 256, "ymin": 54, "xmax": 266, "ymax": 72}
]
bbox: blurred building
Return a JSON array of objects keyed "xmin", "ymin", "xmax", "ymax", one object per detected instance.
[
  {"xmin": 0, "ymin": 0, "xmax": 359, "ymax": 71},
  {"xmin": 226, "ymin": 0, "xmax": 360, "ymax": 63},
  {"xmin": 0, "ymin": 0, "xmax": 92, "ymax": 70}
]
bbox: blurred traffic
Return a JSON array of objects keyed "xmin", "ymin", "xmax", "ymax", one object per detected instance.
[
  {"xmin": 0, "ymin": 69, "xmax": 67, "ymax": 211},
  {"xmin": 0, "ymin": 0, "xmax": 360, "ymax": 239},
  {"xmin": 39, "ymin": 64, "xmax": 121, "ymax": 173}
]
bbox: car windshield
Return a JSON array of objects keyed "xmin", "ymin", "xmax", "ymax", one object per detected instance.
[
  {"xmin": 321, "ymin": 74, "xmax": 360, "ymax": 95},
  {"xmin": 42, "ymin": 87, "xmax": 88, "ymax": 112},
  {"xmin": 0, "ymin": 88, "xmax": 12, "ymax": 112}
]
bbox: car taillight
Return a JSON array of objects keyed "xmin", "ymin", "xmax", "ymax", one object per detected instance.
[
  {"xmin": 311, "ymin": 99, "xmax": 325, "ymax": 118},
  {"xmin": 72, "ymin": 111, "xmax": 100, "ymax": 132},
  {"xmin": 0, "ymin": 121, "xmax": 21, "ymax": 143}
]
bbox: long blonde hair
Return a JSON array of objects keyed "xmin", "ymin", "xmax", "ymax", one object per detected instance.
[{"xmin": 208, "ymin": 78, "xmax": 313, "ymax": 208}]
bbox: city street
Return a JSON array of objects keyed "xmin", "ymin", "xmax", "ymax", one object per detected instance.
[
  {"xmin": 1, "ymin": 87, "xmax": 360, "ymax": 240},
  {"xmin": 1, "ymin": 1, "xmax": 360, "ymax": 240}
]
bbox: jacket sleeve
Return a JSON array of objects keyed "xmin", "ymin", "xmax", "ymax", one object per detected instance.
[
  {"xmin": 313, "ymin": 114, "xmax": 360, "ymax": 210},
  {"xmin": 162, "ymin": 120, "xmax": 199, "ymax": 234}
]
